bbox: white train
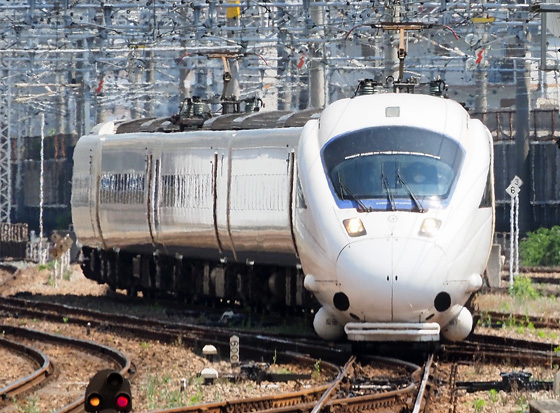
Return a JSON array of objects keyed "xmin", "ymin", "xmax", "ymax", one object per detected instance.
[{"xmin": 72, "ymin": 85, "xmax": 494, "ymax": 342}]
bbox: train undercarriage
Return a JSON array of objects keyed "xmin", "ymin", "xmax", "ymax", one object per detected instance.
[{"xmin": 80, "ymin": 246, "xmax": 315, "ymax": 311}]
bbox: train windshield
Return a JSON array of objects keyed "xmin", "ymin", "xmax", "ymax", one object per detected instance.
[{"xmin": 322, "ymin": 126, "xmax": 464, "ymax": 211}]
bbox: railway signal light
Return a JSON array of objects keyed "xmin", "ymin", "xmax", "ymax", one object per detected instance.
[
  {"xmin": 49, "ymin": 233, "xmax": 73, "ymax": 259},
  {"xmin": 85, "ymin": 369, "xmax": 132, "ymax": 412}
]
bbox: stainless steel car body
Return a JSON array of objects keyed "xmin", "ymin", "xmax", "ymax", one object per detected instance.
[{"xmin": 72, "ymin": 125, "xmax": 302, "ymax": 266}]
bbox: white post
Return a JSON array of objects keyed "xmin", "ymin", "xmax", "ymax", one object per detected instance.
[
  {"xmin": 506, "ymin": 176, "xmax": 523, "ymax": 293},
  {"xmin": 514, "ymin": 194, "xmax": 520, "ymax": 276},
  {"xmin": 509, "ymin": 196, "xmax": 515, "ymax": 290},
  {"xmin": 39, "ymin": 113, "xmax": 45, "ymax": 265}
]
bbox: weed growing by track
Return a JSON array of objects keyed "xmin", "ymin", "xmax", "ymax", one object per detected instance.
[
  {"xmin": 15, "ymin": 396, "xmax": 40, "ymax": 413},
  {"xmin": 476, "ymin": 276, "xmax": 560, "ymax": 322},
  {"xmin": 511, "ymin": 276, "xmax": 539, "ymax": 299},
  {"xmin": 145, "ymin": 372, "xmax": 191, "ymax": 409}
]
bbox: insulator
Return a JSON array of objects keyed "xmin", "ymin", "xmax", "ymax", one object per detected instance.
[
  {"xmin": 355, "ymin": 79, "xmax": 378, "ymax": 96},
  {"xmin": 429, "ymin": 80, "xmax": 446, "ymax": 97},
  {"xmin": 186, "ymin": 102, "xmax": 194, "ymax": 117},
  {"xmin": 245, "ymin": 99, "xmax": 256, "ymax": 112},
  {"xmin": 193, "ymin": 101, "xmax": 204, "ymax": 116},
  {"xmin": 245, "ymin": 101, "xmax": 255, "ymax": 113},
  {"xmin": 179, "ymin": 98, "xmax": 194, "ymax": 117}
]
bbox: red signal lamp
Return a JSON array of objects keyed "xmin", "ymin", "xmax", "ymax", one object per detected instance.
[{"xmin": 116, "ymin": 394, "xmax": 131, "ymax": 409}]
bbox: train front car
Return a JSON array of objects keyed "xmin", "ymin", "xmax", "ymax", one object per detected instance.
[{"xmin": 296, "ymin": 93, "xmax": 494, "ymax": 342}]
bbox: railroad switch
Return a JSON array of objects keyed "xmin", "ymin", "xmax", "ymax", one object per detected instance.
[{"xmin": 456, "ymin": 371, "xmax": 552, "ymax": 393}]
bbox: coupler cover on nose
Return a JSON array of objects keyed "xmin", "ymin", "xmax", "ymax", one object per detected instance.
[{"xmin": 344, "ymin": 322, "xmax": 441, "ymax": 342}]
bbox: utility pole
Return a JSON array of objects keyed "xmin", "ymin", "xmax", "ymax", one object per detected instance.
[
  {"xmin": 0, "ymin": 65, "xmax": 12, "ymax": 223},
  {"xmin": 383, "ymin": 3, "xmax": 400, "ymax": 81},
  {"xmin": 276, "ymin": 3, "xmax": 291, "ymax": 110},
  {"xmin": 513, "ymin": 6, "xmax": 533, "ymax": 235},
  {"xmin": 309, "ymin": 0, "xmax": 325, "ymax": 109},
  {"xmin": 474, "ymin": 0, "xmax": 488, "ymax": 112}
]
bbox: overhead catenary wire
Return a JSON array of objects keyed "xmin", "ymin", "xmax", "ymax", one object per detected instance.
[{"xmin": 0, "ymin": 0, "xmax": 554, "ymax": 225}]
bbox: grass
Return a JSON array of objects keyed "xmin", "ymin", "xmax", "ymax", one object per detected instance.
[
  {"xmin": 16, "ymin": 396, "xmax": 41, "ymax": 413},
  {"xmin": 145, "ymin": 372, "xmax": 192, "ymax": 409},
  {"xmin": 473, "ymin": 273, "xmax": 560, "ymax": 349},
  {"xmin": 476, "ymin": 292, "xmax": 560, "ymax": 320},
  {"xmin": 476, "ymin": 274, "xmax": 560, "ymax": 321}
]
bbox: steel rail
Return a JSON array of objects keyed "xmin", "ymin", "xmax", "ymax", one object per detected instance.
[
  {"xmin": 150, "ymin": 355, "xmax": 419, "ymax": 413},
  {"xmin": 311, "ymin": 355, "xmax": 356, "ymax": 413},
  {"xmin": 255, "ymin": 380, "xmax": 415, "ymax": 412},
  {"xmin": 150, "ymin": 372, "xmax": 338, "ymax": 413},
  {"xmin": 0, "ymin": 295, "xmax": 347, "ymax": 362},
  {"xmin": 519, "ymin": 266, "xmax": 560, "ymax": 274},
  {"xmin": 254, "ymin": 355, "xmax": 422, "ymax": 413},
  {"xmin": 0, "ymin": 336, "xmax": 52, "ymax": 402},
  {"xmin": 0, "ymin": 325, "xmax": 132, "ymax": 413},
  {"xmin": 0, "ymin": 296, "xmax": 425, "ymax": 413},
  {"xmin": 474, "ymin": 310, "xmax": 560, "ymax": 330},
  {"xmin": 412, "ymin": 353, "xmax": 434, "ymax": 413},
  {"xmin": 442, "ymin": 334, "xmax": 560, "ymax": 367}
]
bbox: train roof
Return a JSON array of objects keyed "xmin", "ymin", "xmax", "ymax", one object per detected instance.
[{"xmin": 113, "ymin": 108, "xmax": 322, "ymax": 135}]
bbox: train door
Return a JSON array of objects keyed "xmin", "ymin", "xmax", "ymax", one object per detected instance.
[
  {"xmin": 71, "ymin": 135, "xmax": 106, "ymax": 248},
  {"xmin": 90, "ymin": 150, "xmax": 106, "ymax": 248},
  {"xmin": 146, "ymin": 152, "xmax": 161, "ymax": 246}
]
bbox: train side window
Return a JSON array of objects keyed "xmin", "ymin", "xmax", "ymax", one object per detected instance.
[
  {"xmin": 116, "ymin": 174, "xmax": 124, "ymax": 203},
  {"xmin": 99, "ymin": 174, "xmax": 111, "ymax": 204},
  {"xmin": 479, "ymin": 169, "xmax": 493, "ymax": 208},
  {"xmin": 99, "ymin": 172, "xmax": 145, "ymax": 204},
  {"xmin": 296, "ymin": 177, "xmax": 307, "ymax": 209},
  {"xmin": 162, "ymin": 175, "xmax": 176, "ymax": 207}
]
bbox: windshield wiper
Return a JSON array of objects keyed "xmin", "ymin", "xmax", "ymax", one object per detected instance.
[
  {"xmin": 338, "ymin": 177, "xmax": 372, "ymax": 213},
  {"xmin": 381, "ymin": 172, "xmax": 396, "ymax": 211},
  {"xmin": 397, "ymin": 174, "xmax": 425, "ymax": 213}
]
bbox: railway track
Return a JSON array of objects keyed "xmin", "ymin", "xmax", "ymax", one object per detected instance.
[
  {"xmin": 145, "ymin": 355, "xmax": 430, "ymax": 413},
  {"xmin": 442, "ymin": 333, "xmax": 560, "ymax": 367},
  {"xmin": 519, "ymin": 267, "xmax": 560, "ymax": 275},
  {"xmin": 474, "ymin": 310, "xmax": 560, "ymax": 330},
  {"xmin": 0, "ymin": 297, "xmax": 559, "ymax": 413},
  {"xmin": 0, "ymin": 324, "xmax": 132, "ymax": 412},
  {"xmin": 3, "ymin": 265, "xmax": 560, "ymax": 412},
  {"xmin": 0, "ymin": 295, "xmax": 434, "ymax": 412},
  {"xmin": 0, "ymin": 334, "xmax": 52, "ymax": 401},
  {"xmin": 0, "ymin": 295, "xmax": 343, "ymax": 362}
]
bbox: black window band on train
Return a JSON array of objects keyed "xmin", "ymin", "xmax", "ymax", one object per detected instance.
[
  {"xmin": 479, "ymin": 168, "xmax": 493, "ymax": 209},
  {"xmin": 321, "ymin": 126, "xmax": 465, "ymax": 211},
  {"xmin": 99, "ymin": 172, "xmax": 145, "ymax": 204}
]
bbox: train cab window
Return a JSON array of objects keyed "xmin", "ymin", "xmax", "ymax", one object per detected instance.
[{"xmin": 322, "ymin": 126, "xmax": 464, "ymax": 210}]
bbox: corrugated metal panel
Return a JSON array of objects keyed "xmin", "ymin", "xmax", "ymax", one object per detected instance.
[
  {"xmin": 493, "ymin": 141, "xmax": 516, "ymax": 204},
  {"xmin": 495, "ymin": 141, "xmax": 560, "ymax": 206},
  {"xmin": 531, "ymin": 142, "xmax": 560, "ymax": 205}
]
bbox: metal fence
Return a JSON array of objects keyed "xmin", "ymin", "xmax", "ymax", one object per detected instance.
[
  {"xmin": 472, "ymin": 109, "xmax": 560, "ymax": 142},
  {"xmin": 0, "ymin": 222, "xmax": 28, "ymax": 260}
]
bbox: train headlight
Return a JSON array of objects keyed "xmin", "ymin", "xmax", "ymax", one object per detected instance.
[
  {"xmin": 343, "ymin": 218, "xmax": 367, "ymax": 237},
  {"xmin": 419, "ymin": 218, "xmax": 441, "ymax": 237}
]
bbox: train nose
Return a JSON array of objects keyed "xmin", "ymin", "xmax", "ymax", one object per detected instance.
[{"xmin": 335, "ymin": 237, "xmax": 448, "ymax": 322}]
